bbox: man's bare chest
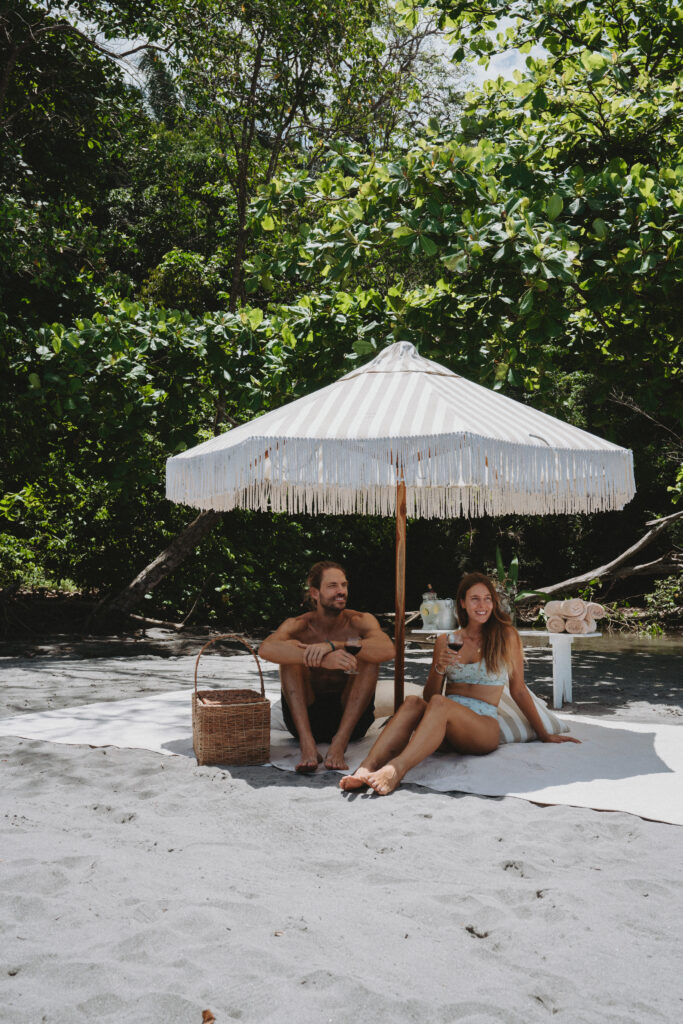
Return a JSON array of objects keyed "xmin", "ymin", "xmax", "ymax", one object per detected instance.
[{"xmin": 297, "ymin": 613, "xmax": 358, "ymax": 643}]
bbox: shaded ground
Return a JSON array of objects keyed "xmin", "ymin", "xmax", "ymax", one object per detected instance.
[
  {"xmin": 522, "ymin": 636, "xmax": 683, "ymax": 722},
  {"xmin": 1, "ymin": 630, "xmax": 680, "ymax": 725}
]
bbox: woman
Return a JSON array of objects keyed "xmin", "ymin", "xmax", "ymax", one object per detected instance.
[{"xmin": 340, "ymin": 572, "xmax": 580, "ymax": 796}]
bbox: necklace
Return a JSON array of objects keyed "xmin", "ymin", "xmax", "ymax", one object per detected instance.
[{"xmin": 462, "ymin": 632, "xmax": 482, "ymax": 653}]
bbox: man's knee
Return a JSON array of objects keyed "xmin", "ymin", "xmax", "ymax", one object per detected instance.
[
  {"xmin": 279, "ymin": 663, "xmax": 309, "ymax": 686},
  {"xmin": 279, "ymin": 663, "xmax": 314, "ymax": 704}
]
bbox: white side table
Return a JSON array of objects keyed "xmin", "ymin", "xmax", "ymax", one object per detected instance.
[
  {"xmin": 518, "ymin": 631, "xmax": 601, "ymax": 708},
  {"xmin": 410, "ymin": 628, "xmax": 601, "ymax": 709}
]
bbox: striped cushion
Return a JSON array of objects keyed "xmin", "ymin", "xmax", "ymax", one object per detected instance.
[{"xmin": 497, "ymin": 687, "xmax": 569, "ymax": 744}]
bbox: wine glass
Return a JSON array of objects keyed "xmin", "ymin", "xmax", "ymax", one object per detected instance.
[
  {"xmin": 447, "ymin": 630, "xmax": 463, "ymax": 654},
  {"xmin": 343, "ymin": 636, "xmax": 362, "ymax": 674}
]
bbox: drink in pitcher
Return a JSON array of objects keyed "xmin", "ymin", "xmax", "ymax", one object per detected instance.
[{"xmin": 420, "ymin": 586, "xmax": 438, "ymax": 628}]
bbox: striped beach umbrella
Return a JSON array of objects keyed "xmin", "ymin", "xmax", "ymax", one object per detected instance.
[{"xmin": 166, "ymin": 341, "xmax": 635, "ymax": 705}]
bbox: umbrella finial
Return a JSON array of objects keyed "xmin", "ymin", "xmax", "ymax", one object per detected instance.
[{"xmin": 392, "ymin": 339, "xmax": 418, "ymax": 358}]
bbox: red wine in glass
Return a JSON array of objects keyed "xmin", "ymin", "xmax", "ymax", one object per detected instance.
[
  {"xmin": 447, "ymin": 631, "xmax": 463, "ymax": 653},
  {"xmin": 344, "ymin": 636, "xmax": 362, "ymax": 673}
]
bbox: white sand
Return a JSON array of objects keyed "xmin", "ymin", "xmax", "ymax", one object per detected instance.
[{"xmin": 1, "ymin": 634, "xmax": 682, "ymax": 1022}]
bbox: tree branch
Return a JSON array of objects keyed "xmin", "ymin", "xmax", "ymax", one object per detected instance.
[
  {"xmin": 611, "ymin": 555, "xmax": 682, "ymax": 580},
  {"xmin": 31, "ymin": 20, "xmax": 172, "ymax": 60},
  {"xmin": 517, "ymin": 510, "xmax": 683, "ymax": 600},
  {"xmin": 0, "ymin": 13, "xmax": 172, "ymax": 120},
  {"xmin": 610, "ymin": 390, "xmax": 683, "ymax": 450}
]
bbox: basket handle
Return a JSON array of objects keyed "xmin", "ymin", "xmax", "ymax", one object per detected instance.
[{"xmin": 194, "ymin": 633, "xmax": 266, "ymax": 699}]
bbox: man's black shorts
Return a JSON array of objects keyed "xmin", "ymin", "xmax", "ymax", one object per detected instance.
[{"xmin": 280, "ymin": 691, "xmax": 375, "ymax": 744}]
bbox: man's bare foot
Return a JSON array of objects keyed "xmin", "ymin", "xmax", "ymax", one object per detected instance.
[
  {"xmin": 367, "ymin": 763, "xmax": 402, "ymax": 795},
  {"xmin": 339, "ymin": 766, "xmax": 373, "ymax": 790},
  {"xmin": 296, "ymin": 751, "xmax": 323, "ymax": 774},
  {"xmin": 324, "ymin": 741, "xmax": 349, "ymax": 771}
]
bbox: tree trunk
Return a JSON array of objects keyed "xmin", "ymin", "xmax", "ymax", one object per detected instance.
[{"xmin": 98, "ymin": 509, "xmax": 221, "ymax": 620}]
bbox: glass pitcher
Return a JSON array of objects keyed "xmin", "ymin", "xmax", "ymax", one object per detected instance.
[
  {"xmin": 436, "ymin": 597, "xmax": 456, "ymax": 630},
  {"xmin": 419, "ymin": 587, "xmax": 439, "ymax": 628}
]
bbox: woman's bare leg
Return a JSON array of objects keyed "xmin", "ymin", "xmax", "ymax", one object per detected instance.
[
  {"xmin": 339, "ymin": 695, "xmax": 427, "ymax": 790},
  {"xmin": 367, "ymin": 694, "xmax": 500, "ymax": 795}
]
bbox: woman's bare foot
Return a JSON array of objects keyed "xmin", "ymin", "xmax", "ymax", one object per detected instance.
[
  {"xmin": 296, "ymin": 751, "xmax": 323, "ymax": 774},
  {"xmin": 339, "ymin": 766, "xmax": 373, "ymax": 791},
  {"xmin": 367, "ymin": 763, "xmax": 402, "ymax": 795}
]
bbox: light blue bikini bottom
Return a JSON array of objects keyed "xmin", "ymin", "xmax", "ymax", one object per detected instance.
[{"xmin": 446, "ymin": 694, "xmax": 499, "ymax": 719}]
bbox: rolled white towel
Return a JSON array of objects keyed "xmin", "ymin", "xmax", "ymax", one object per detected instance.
[
  {"xmin": 560, "ymin": 598, "xmax": 587, "ymax": 618},
  {"xmin": 543, "ymin": 600, "xmax": 563, "ymax": 617},
  {"xmin": 565, "ymin": 616, "xmax": 595, "ymax": 635},
  {"xmin": 546, "ymin": 615, "xmax": 567, "ymax": 633},
  {"xmin": 587, "ymin": 602, "xmax": 605, "ymax": 620}
]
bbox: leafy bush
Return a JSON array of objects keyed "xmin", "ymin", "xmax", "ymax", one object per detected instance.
[
  {"xmin": 645, "ymin": 573, "xmax": 683, "ymax": 618},
  {"xmin": 140, "ymin": 248, "xmax": 225, "ymax": 316}
]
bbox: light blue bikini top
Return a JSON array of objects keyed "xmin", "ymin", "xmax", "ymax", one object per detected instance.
[{"xmin": 445, "ymin": 660, "xmax": 508, "ymax": 687}]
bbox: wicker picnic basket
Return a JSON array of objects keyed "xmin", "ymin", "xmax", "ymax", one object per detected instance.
[{"xmin": 192, "ymin": 633, "xmax": 270, "ymax": 766}]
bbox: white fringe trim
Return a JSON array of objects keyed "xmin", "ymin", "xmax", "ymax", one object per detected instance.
[{"xmin": 166, "ymin": 434, "xmax": 635, "ymax": 518}]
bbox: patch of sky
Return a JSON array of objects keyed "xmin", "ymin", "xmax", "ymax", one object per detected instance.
[{"xmin": 469, "ymin": 17, "xmax": 547, "ymax": 88}]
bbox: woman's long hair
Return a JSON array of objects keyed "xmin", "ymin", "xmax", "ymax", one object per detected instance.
[{"xmin": 456, "ymin": 572, "xmax": 521, "ymax": 675}]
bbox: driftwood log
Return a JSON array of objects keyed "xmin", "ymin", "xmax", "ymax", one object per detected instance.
[{"xmin": 516, "ymin": 510, "xmax": 682, "ymax": 602}]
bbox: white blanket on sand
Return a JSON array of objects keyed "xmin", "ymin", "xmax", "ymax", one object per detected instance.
[{"xmin": 1, "ymin": 690, "xmax": 681, "ymax": 825}]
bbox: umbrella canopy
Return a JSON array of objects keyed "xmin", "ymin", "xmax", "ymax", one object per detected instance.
[
  {"xmin": 166, "ymin": 341, "xmax": 635, "ymax": 704},
  {"xmin": 167, "ymin": 341, "xmax": 634, "ymax": 517}
]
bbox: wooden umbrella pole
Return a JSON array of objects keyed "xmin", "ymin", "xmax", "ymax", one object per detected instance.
[{"xmin": 394, "ymin": 479, "xmax": 407, "ymax": 711}]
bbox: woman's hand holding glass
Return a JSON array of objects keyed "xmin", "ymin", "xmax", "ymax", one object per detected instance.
[{"xmin": 436, "ymin": 630, "xmax": 464, "ymax": 674}]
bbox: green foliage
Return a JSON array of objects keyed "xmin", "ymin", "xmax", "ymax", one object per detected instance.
[
  {"xmin": 576, "ymin": 579, "xmax": 603, "ymax": 603},
  {"xmin": 253, "ymin": 136, "xmax": 682, "ymax": 423},
  {"xmin": 103, "ymin": 119, "xmax": 234, "ymax": 290},
  {"xmin": 245, "ymin": 0, "xmax": 682, "ymax": 534},
  {"xmin": 434, "ymin": 0, "xmax": 683, "ymax": 87},
  {"xmin": 668, "ymin": 465, "xmax": 683, "ymax": 505},
  {"xmin": 139, "ymin": 52, "xmax": 180, "ymax": 127},
  {"xmin": 0, "ymin": 191, "xmax": 107, "ymax": 324},
  {"xmin": 1, "ymin": 3, "xmax": 135, "ymax": 191},
  {"xmin": 495, "ymin": 546, "xmax": 518, "ymax": 589},
  {"xmin": 141, "ymin": 249, "xmax": 225, "ymax": 316},
  {"xmin": 645, "ymin": 573, "xmax": 683, "ymax": 616},
  {"xmin": 1, "ymin": 0, "xmax": 681, "ymax": 628},
  {"xmin": 493, "ymin": 545, "xmax": 545, "ymax": 608},
  {"xmin": 0, "ymin": 525, "xmax": 65, "ymax": 590},
  {"xmin": 2, "ymin": 295, "xmax": 263, "ymax": 598},
  {"xmin": 1, "ymin": 4, "xmax": 156, "ymax": 324}
]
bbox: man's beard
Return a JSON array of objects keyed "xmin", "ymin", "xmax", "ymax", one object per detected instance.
[{"xmin": 318, "ymin": 597, "xmax": 345, "ymax": 616}]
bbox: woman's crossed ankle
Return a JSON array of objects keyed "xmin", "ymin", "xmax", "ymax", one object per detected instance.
[{"xmin": 339, "ymin": 762, "xmax": 402, "ymax": 795}]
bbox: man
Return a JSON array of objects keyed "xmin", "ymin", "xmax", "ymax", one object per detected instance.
[{"xmin": 259, "ymin": 561, "xmax": 395, "ymax": 773}]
